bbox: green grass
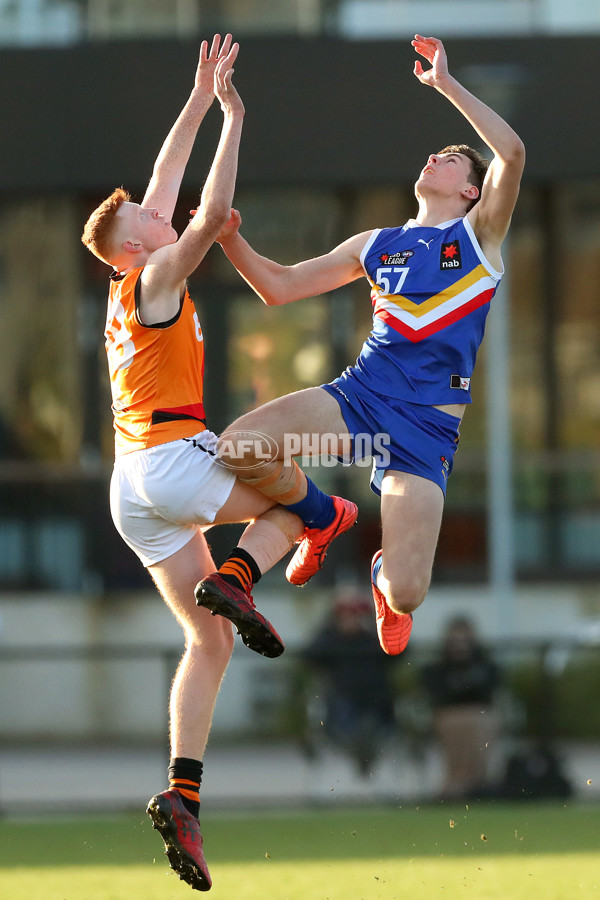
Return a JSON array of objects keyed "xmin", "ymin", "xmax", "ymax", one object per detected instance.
[{"xmin": 1, "ymin": 802, "xmax": 599, "ymax": 899}]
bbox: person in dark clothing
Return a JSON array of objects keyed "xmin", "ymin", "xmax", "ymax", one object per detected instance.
[
  {"xmin": 421, "ymin": 615, "xmax": 501, "ymax": 799},
  {"xmin": 302, "ymin": 587, "xmax": 397, "ymax": 775}
]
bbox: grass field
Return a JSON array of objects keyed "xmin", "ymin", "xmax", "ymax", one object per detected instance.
[{"xmin": 1, "ymin": 801, "xmax": 599, "ymax": 899}]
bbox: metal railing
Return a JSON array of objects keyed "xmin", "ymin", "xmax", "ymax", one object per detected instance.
[{"xmin": 1, "ymin": 638, "xmax": 599, "ymax": 744}]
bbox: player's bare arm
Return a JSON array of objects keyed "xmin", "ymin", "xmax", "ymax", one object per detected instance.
[
  {"xmin": 216, "ymin": 210, "xmax": 369, "ymax": 306},
  {"xmin": 141, "ymin": 34, "xmax": 233, "ymax": 221},
  {"xmin": 140, "ymin": 44, "xmax": 244, "ymax": 324},
  {"xmin": 413, "ymin": 35, "xmax": 525, "ymax": 263}
]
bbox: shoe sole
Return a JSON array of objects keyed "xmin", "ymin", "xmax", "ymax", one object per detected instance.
[
  {"xmin": 146, "ymin": 796, "xmax": 211, "ymax": 892},
  {"xmin": 195, "ymin": 583, "xmax": 284, "ymax": 659},
  {"xmin": 288, "ymin": 503, "xmax": 358, "ymax": 586}
]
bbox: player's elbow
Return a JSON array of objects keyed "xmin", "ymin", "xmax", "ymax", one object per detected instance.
[
  {"xmin": 505, "ymin": 136, "xmax": 526, "ymax": 167},
  {"xmin": 263, "ymin": 285, "xmax": 300, "ymax": 307},
  {"xmin": 201, "ymin": 206, "xmax": 231, "ymax": 235},
  {"xmin": 262, "ymin": 291, "xmax": 286, "ymax": 307},
  {"xmin": 258, "ymin": 269, "xmax": 297, "ymax": 306}
]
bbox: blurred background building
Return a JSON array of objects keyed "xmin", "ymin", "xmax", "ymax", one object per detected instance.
[{"xmin": 0, "ymin": 0, "xmax": 599, "ymax": 807}]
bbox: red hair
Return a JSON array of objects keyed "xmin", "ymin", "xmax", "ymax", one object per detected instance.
[{"xmin": 81, "ymin": 187, "xmax": 131, "ymax": 264}]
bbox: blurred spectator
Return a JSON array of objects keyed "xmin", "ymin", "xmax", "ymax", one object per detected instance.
[
  {"xmin": 500, "ymin": 740, "xmax": 572, "ymax": 800},
  {"xmin": 301, "ymin": 585, "xmax": 397, "ymax": 776},
  {"xmin": 421, "ymin": 616, "xmax": 501, "ymax": 800},
  {"xmin": 0, "ymin": 414, "xmax": 27, "ymax": 459}
]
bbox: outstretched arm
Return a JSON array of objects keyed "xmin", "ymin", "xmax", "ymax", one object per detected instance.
[
  {"xmin": 141, "ymin": 34, "xmax": 233, "ymax": 221},
  {"xmin": 141, "ymin": 41, "xmax": 245, "ymax": 316},
  {"xmin": 216, "ymin": 210, "xmax": 368, "ymax": 306},
  {"xmin": 413, "ymin": 35, "xmax": 525, "ymax": 253}
]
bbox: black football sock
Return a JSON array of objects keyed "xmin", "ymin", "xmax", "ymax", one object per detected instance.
[
  {"xmin": 168, "ymin": 757, "xmax": 203, "ymax": 818},
  {"xmin": 217, "ymin": 547, "xmax": 262, "ymax": 593}
]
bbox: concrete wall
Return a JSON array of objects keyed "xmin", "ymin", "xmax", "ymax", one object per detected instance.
[{"xmin": 1, "ymin": 579, "xmax": 599, "ymax": 742}]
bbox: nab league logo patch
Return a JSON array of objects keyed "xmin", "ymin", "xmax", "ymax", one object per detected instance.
[
  {"xmin": 440, "ymin": 241, "xmax": 462, "ymax": 269},
  {"xmin": 440, "ymin": 456, "xmax": 450, "ymax": 479},
  {"xmin": 379, "ymin": 250, "xmax": 414, "ymax": 266}
]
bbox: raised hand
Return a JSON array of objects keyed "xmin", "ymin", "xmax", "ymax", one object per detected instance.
[
  {"xmin": 412, "ymin": 35, "xmax": 449, "ymax": 87},
  {"xmin": 214, "ymin": 42, "xmax": 244, "ymax": 117},
  {"xmin": 194, "ymin": 33, "xmax": 233, "ymax": 96}
]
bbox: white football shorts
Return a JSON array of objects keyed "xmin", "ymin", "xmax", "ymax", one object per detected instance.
[{"xmin": 110, "ymin": 430, "xmax": 236, "ymax": 567}]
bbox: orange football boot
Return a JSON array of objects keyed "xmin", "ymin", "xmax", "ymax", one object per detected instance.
[
  {"xmin": 286, "ymin": 496, "xmax": 358, "ymax": 586},
  {"xmin": 371, "ymin": 549, "xmax": 413, "ymax": 655}
]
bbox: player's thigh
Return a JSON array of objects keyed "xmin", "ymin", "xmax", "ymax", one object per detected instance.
[
  {"xmin": 222, "ymin": 387, "xmax": 350, "ymax": 455},
  {"xmin": 210, "ymin": 478, "xmax": 277, "ymax": 525},
  {"xmin": 149, "ymin": 531, "xmax": 232, "ymax": 644},
  {"xmin": 380, "ymin": 470, "xmax": 445, "ymax": 583}
]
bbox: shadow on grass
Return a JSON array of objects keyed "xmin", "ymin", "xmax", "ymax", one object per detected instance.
[{"xmin": 1, "ymin": 802, "xmax": 599, "ymax": 869}]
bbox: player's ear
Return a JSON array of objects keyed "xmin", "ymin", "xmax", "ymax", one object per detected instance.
[
  {"xmin": 463, "ymin": 184, "xmax": 480, "ymax": 203},
  {"xmin": 123, "ymin": 239, "xmax": 143, "ymax": 254}
]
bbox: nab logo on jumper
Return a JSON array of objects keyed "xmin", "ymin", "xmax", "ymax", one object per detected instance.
[{"xmin": 440, "ymin": 241, "xmax": 462, "ymax": 269}]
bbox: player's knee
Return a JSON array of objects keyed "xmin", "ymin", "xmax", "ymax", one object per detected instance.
[
  {"xmin": 208, "ymin": 619, "xmax": 235, "ymax": 661},
  {"xmin": 385, "ymin": 572, "xmax": 429, "ymax": 615},
  {"xmin": 188, "ymin": 615, "xmax": 235, "ymax": 662},
  {"xmin": 217, "ymin": 429, "xmax": 264, "ymax": 471}
]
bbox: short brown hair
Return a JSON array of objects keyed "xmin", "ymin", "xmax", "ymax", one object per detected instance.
[
  {"xmin": 438, "ymin": 144, "xmax": 489, "ymax": 209},
  {"xmin": 81, "ymin": 187, "xmax": 131, "ymax": 264}
]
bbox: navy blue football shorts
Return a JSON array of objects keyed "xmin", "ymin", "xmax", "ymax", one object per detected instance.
[{"xmin": 321, "ymin": 371, "xmax": 461, "ymax": 497}]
